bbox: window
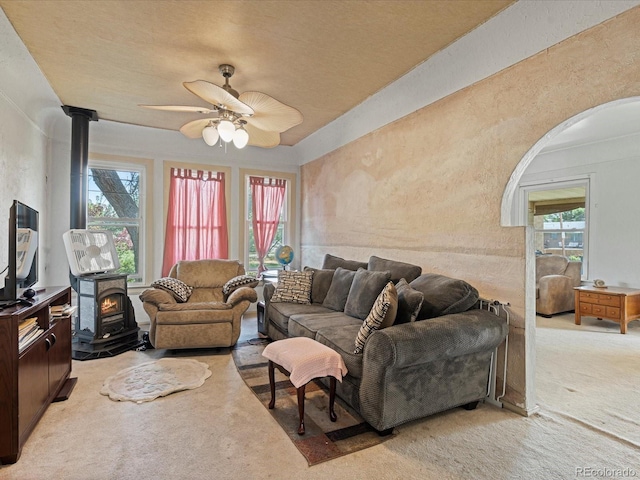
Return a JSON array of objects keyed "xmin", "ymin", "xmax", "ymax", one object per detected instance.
[
  {"xmin": 244, "ymin": 174, "xmax": 289, "ymax": 272},
  {"xmin": 87, "ymin": 163, "xmax": 145, "ymax": 284},
  {"xmin": 525, "ymin": 180, "xmax": 589, "ymax": 278}
]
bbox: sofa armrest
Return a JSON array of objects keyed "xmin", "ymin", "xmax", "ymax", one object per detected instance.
[
  {"xmin": 538, "ymin": 274, "xmax": 574, "ymax": 297},
  {"xmin": 226, "ymin": 286, "xmax": 258, "ymax": 306},
  {"xmin": 263, "ymin": 282, "xmax": 276, "ymax": 303},
  {"xmin": 140, "ymin": 288, "xmax": 177, "ymax": 307},
  {"xmin": 363, "ymin": 309, "xmax": 507, "ymax": 369}
]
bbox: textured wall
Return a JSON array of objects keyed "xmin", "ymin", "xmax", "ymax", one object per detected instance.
[{"xmin": 300, "ymin": 7, "xmax": 640, "ymax": 410}]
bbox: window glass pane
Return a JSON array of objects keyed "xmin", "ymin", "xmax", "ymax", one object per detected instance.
[
  {"xmin": 88, "ymin": 167, "xmax": 143, "ymax": 283},
  {"xmin": 246, "ymin": 176, "xmax": 287, "ymax": 272},
  {"xmin": 534, "ymin": 206, "xmax": 584, "ymax": 263}
]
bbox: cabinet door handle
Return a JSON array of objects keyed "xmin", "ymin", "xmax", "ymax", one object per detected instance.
[
  {"xmin": 45, "ymin": 338, "xmax": 52, "ymax": 351},
  {"xmin": 50, "ymin": 333, "xmax": 57, "ymax": 346}
]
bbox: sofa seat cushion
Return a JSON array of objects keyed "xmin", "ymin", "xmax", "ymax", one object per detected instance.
[
  {"xmin": 158, "ymin": 301, "xmax": 232, "ymax": 312},
  {"xmin": 367, "ymin": 255, "xmax": 422, "ymax": 283},
  {"xmin": 155, "ymin": 308, "xmax": 236, "ymax": 325},
  {"xmin": 288, "ymin": 312, "xmax": 362, "ymax": 339},
  {"xmin": 315, "ymin": 324, "xmax": 364, "ymax": 379},
  {"xmin": 268, "ymin": 302, "xmax": 335, "ymax": 335}
]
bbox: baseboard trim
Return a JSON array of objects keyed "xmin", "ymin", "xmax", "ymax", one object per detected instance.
[{"xmin": 502, "ymin": 400, "xmax": 540, "ymax": 417}]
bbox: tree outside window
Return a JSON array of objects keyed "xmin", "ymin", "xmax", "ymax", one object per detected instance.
[{"xmin": 87, "ymin": 166, "xmax": 143, "ymax": 283}]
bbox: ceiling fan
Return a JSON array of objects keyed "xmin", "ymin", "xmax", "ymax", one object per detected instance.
[{"xmin": 140, "ymin": 64, "xmax": 303, "ymax": 149}]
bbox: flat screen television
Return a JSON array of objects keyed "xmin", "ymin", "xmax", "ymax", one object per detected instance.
[{"xmin": 0, "ymin": 200, "xmax": 39, "ymax": 306}]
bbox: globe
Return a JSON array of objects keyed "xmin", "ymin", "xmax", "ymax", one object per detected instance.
[{"xmin": 275, "ymin": 245, "xmax": 294, "ymax": 268}]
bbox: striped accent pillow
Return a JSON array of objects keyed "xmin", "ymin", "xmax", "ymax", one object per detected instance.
[
  {"xmin": 222, "ymin": 275, "xmax": 259, "ymax": 295},
  {"xmin": 270, "ymin": 270, "xmax": 313, "ymax": 304},
  {"xmin": 151, "ymin": 277, "xmax": 193, "ymax": 303},
  {"xmin": 354, "ymin": 282, "xmax": 393, "ymax": 354}
]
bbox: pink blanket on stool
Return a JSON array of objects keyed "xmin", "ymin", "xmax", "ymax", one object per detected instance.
[{"xmin": 262, "ymin": 337, "xmax": 348, "ymax": 388}]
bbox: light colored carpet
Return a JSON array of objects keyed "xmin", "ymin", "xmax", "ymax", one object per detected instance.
[
  {"xmin": 0, "ymin": 315, "xmax": 638, "ymax": 479},
  {"xmin": 535, "ymin": 312, "xmax": 640, "ymax": 447},
  {"xmin": 231, "ymin": 339, "xmax": 393, "ymax": 465},
  {"xmin": 100, "ymin": 357, "xmax": 212, "ymax": 403}
]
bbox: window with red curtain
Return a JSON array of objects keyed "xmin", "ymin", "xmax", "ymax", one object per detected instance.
[
  {"xmin": 162, "ymin": 168, "xmax": 228, "ymax": 276},
  {"xmin": 250, "ymin": 176, "xmax": 286, "ymax": 273}
]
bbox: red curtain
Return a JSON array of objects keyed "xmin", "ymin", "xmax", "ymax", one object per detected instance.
[
  {"xmin": 161, "ymin": 168, "xmax": 228, "ymax": 276},
  {"xmin": 250, "ymin": 176, "xmax": 286, "ymax": 273}
]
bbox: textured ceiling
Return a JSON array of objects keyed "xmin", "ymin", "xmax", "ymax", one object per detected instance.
[{"xmin": 0, "ymin": 0, "xmax": 513, "ymax": 146}]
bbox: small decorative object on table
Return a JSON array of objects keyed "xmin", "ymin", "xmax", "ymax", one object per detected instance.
[
  {"xmin": 593, "ymin": 279, "xmax": 607, "ymax": 288},
  {"xmin": 275, "ymin": 245, "xmax": 294, "ymax": 270}
]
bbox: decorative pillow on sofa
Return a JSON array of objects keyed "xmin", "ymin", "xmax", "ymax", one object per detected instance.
[
  {"xmin": 344, "ymin": 268, "xmax": 392, "ymax": 320},
  {"xmin": 410, "ymin": 273, "xmax": 479, "ymax": 320},
  {"xmin": 303, "ymin": 267, "xmax": 336, "ymax": 304},
  {"xmin": 151, "ymin": 277, "xmax": 193, "ymax": 303},
  {"xmin": 271, "ymin": 270, "xmax": 313, "ymax": 304},
  {"xmin": 395, "ymin": 278, "xmax": 424, "ymax": 324},
  {"xmin": 367, "ymin": 255, "xmax": 422, "ymax": 283},
  {"xmin": 222, "ymin": 275, "xmax": 259, "ymax": 295},
  {"xmin": 322, "ymin": 253, "xmax": 368, "ymax": 272},
  {"xmin": 322, "ymin": 267, "xmax": 357, "ymax": 311},
  {"xmin": 354, "ymin": 282, "xmax": 395, "ymax": 354}
]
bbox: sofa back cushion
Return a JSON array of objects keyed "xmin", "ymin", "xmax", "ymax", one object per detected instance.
[
  {"xmin": 303, "ymin": 267, "xmax": 336, "ymax": 304},
  {"xmin": 173, "ymin": 259, "xmax": 244, "ymax": 288},
  {"xmin": 344, "ymin": 268, "xmax": 392, "ymax": 320},
  {"xmin": 322, "ymin": 267, "xmax": 357, "ymax": 311},
  {"xmin": 367, "ymin": 255, "xmax": 422, "ymax": 283},
  {"xmin": 410, "ymin": 273, "xmax": 479, "ymax": 319},
  {"xmin": 322, "ymin": 253, "xmax": 368, "ymax": 271},
  {"xmin": 535, "ymin": 254, "xmax": 569, "ymax": 283},
  {"xmin": 395, "ymin": 278, "xmax": 424, "ymax": 324}
]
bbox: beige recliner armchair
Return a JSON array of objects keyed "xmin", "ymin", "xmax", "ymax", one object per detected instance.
[
  {"xmin": 536, "ymin": 255, "xmax": 582, "ymax": 317},
  {"xmin": 140, "ymin": 259, "xmax": 257, "ymax": 349}
]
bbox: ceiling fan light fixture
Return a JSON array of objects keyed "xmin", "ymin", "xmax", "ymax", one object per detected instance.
[
  {"xmin": 202, "ymin": 124, "xmax": 219, "ymax": 146},
  {"xmin": 232, "ymin": 125, "xmax": 249, "ymax": 149},
  {"xmin": 217, "ymin": 119, "xmax": 236, "ymax": 142}
]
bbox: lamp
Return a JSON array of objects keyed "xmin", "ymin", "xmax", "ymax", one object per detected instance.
[
  {"xmin": 232, "ymin": 123, "xmax": 249, "ymax": 149},
  {"xmin": 202, "ymin": 122, "xmax": 219, "ymax": 146},
  {"xmin": 217, "ymin": 119, "xmax": 236, "ymax": 142}
]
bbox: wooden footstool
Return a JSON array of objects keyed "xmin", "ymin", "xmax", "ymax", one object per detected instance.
[{"xmin": 262, "ymin": 337, "xmax": 348, "ymax": 435}]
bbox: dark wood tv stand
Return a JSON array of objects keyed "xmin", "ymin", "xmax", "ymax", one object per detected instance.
[{"xmin": 0, "ymin": 287, "xmax": 76, "ymax": 464}]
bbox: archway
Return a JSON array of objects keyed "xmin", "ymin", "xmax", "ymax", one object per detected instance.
[{"xmin": 501, "ymin": 96, "xmax": 640, "ymax": 412}]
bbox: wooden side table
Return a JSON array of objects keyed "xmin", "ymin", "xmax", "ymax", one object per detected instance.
[{"xmin": 574, "ymin": 285, "xmax": 640, "ymax": 334}]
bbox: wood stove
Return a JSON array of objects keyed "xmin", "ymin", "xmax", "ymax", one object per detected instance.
[{"xmin": 73, "ymin": 273, "xmax": 139, "ymax": 360}]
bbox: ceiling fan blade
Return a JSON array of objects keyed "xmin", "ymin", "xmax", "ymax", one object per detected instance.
[
  {"xmin": 179, "ymin": 118, "xmax": 215, "ymax": 139},
  {"xmin": 139, "ymin": 105, "xmax": 216, "ymax": 114},
  {"xmin": 183, "ymin": 80, "xmax": 254, "ymax": 116},
  {"xmin": 239, "ymin": 91, "xmax": 303, "ymax": 133},
  {"xmin": 244, "ymin": 123, "xmax": 280, "ymax": 148}
]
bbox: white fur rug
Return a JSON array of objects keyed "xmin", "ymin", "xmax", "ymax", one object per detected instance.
[{"xmin": 100, "ymin": 358, "xmax": 212, "ymax": 403}]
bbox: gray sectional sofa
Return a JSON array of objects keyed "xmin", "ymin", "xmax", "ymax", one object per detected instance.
[{"xmin": 262, "ymin": 254, "xmax": 508, "ymax": 433}]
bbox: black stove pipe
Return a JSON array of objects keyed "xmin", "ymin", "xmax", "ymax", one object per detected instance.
[{"xmin": 62, "ymin": 106, "xmax": 98, "ymax": 290}]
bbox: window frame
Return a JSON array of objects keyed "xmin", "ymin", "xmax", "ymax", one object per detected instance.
[
  {"xmin": 520, "ymin": 177, "xmax": 590, "ymax": 280},
  {"xmin": 240, "ymin": 169, "xmax": 297, "ymax": 274},
  {"xmin": 87, "ymin": 154, "xmax": 153, "ymax": 286}
]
